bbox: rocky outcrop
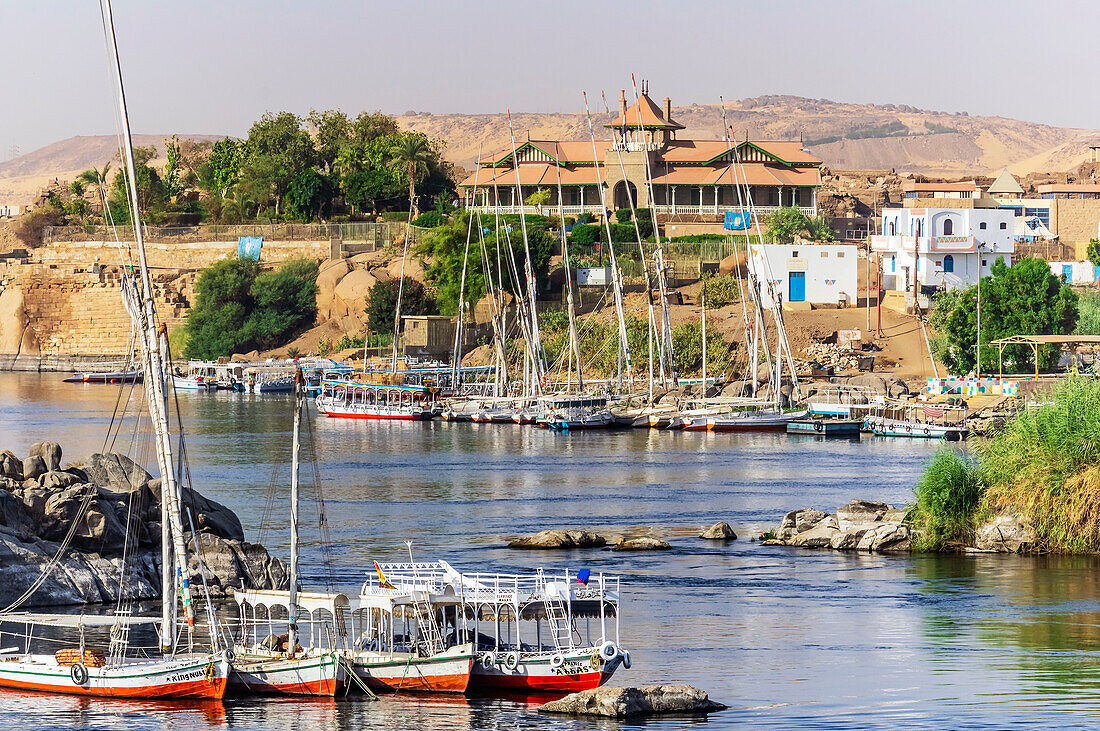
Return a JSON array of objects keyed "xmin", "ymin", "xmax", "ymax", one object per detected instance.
[
  {"xmin": 508, "ymin": 529, "xmax": 606, "ymax": 549},
  {"xmin": 765, "ymin": 499, "xmax": 911, "ymax": 553},
  {"xmin": 611, "ymin": 537, "xmax": 672, "ymax": 552},
  {"xmin": 0, "ymin": 443, "xmax": 286, "ymax": 608},
  {"xmin": 539, "ymin": 684, "xmax": 727, "ymax": 717},
  {"xmin": 974, "ymin": 514, "xmax": 1038, "ymax": 553},
  {"xmin": 700, "ymin": 522, "xmax": 737, "ymax": 540}
]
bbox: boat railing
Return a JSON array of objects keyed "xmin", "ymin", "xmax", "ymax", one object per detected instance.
[{"xmin": 371, "ymin": 566, "xmax": 620, "ymax": 607}]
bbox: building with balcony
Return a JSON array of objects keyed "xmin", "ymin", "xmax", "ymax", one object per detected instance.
[
  {"xmin": 871, "ymin": 207, "xmax": 1015, "ymax": 294},
  {"xmin": 458, "ymin": 86, "xmax": 822, "ymax": 225}
]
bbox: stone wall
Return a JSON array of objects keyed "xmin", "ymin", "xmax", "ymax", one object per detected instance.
[
  {"xmin": 1050, "ymin": 199, "xmax": 1100, "ymax": 248},
  {"xmin": 0, "ymin": 239, "xmax": 327, "ymax": 363}
]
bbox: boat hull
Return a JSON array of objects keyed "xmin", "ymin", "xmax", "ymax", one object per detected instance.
[
  {"xmin": 0, "ymin": 653, "xmax": 228, "ymax": 699},
  {"xmin": 470, "ymin": 652, "xmax": 619, "ymax": 694},
  {"xmin": 63, "ymin": 371, "xmax": 143, "ymax": 384},
  {"xmin": 228, "ymin": 652, "xmax": 340, "ymax": 697},
  {"xmin": 318, "ymin": 407, "xmax": 434, "ymax": 421},
  {"xmin": 346, "ymin": 648, "xmax": 472, "ymax": 694}
]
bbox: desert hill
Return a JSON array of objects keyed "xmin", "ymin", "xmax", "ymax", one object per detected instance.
[
  {"xmin": 397, "ymin": 95, "xmax": 1098, "ymax": 178},
  {"xmin": 0, "ymin": 134, "xmax": 226, "ymax": 205}
]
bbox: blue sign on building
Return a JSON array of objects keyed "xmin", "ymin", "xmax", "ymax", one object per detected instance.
[
  {"xmin": 724, "ymin": 211, "xmax": 751, "ymax": 231},
  {"xmin": 238, "ymin": 236, "xmax": 263, "ymax": 261}
]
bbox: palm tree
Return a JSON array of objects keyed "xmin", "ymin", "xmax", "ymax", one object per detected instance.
[{"xmin": 388, "ymin": 136, "xmax": 433, "ymax": 215}]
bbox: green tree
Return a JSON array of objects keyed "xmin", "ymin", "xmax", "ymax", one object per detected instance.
[
  {"xmin": 109, "ymin": 145, "xmax": 165, "ymax": 223},
  {"xmin": 389, "ymin": 134, "xmax": 433, "ymax": 215},
  {"xmin": 204, "ymin": 138, "xmax": 242, "ymax": 198},
  {"xmin": 937, "ymin": 257, "xmax": 1078, "ymax": 374},
  {"xmin": 1075, "ymin": 290, "xmax": 1100, "ymax": 336},
  {"xmin": 242, "ymin": 111, "xmax": 316, "ymax": 215},
  {"xmin": 764, "ymin": 207, "xmax": 834, "ymax": 243},
  {"xmin": 1087, "ymin": 238, "xmax": 1100, "ymax": 268},
  {"xmin": 163, "ymin": 135, "xmax": 183, "ymax": 200},
  {"xmin": 366, "ymin": 278, "xmax": 437, "ymax": 334},
  {"xmin": 284, "ymin": 168, "xmax": 333, "ymax": 221},
  {"xmin": 307, "ymin": 109, "xmax": 350, "ymax": 173},
  {"xmin": 525, "ymin": 188, "xmax": 551, "ymax": 213}
]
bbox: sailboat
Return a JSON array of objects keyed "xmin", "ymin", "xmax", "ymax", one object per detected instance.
[
  {"xmin": 0, "ymin": 0, "xmax": 229, "ymax": 698},
  {"xmin": 229, "ymin": 370, "xmax": 344, "ymax": 696}
]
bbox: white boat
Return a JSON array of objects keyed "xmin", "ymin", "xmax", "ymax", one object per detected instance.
[
  {"xmin": 171, "ymin": 374, "xmax": 215, "ymax": 391},
  {"xmin": 316, "ymin": 379, "xmax": 437, "ymax": 421},
  {"xmin": 865, "ymin": 400, "xmax": 969, "ymax": 440}
]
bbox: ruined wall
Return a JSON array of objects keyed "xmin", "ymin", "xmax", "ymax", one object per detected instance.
[
  {"xmin": 0, "ymin": 239, "xmax": 327, "ymax": 362},
  {"xmin": 1050, "ymin": 199, "xmax": 1100, "ymax": 248}
]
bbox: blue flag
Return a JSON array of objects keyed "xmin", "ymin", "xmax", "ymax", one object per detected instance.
[
  {"xmin": 724, "ymin": 211, "xmax": 751, "ymax": 231},
  {"xmin": 238, "ymin": 236, "xmax": 263, "ymax": 261},
  {"xmin": 576, "ymin": 568, "xmax": 591, "ymax": 585}
]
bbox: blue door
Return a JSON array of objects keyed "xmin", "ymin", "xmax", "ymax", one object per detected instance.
[
  {"xmin": 788, "ymin": 272, "xmax": 806, "ymax": 302},
  {"xmin": 1063, "ymin": 264, "xmax": 1073, "ymax": 282}
]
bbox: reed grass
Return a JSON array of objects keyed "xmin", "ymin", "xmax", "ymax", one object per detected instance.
[{"xmin": 911, "ymin": 449, "xmax": 983, "ymax": 551}]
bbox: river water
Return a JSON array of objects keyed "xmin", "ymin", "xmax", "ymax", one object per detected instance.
[{"xmin": 2, "ymin": 372, "xmax": 1100, "ymax": 729}]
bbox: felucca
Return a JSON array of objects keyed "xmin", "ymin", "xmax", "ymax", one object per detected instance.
[{"xmin": 0, "ymin": 0, "xmax": 229, "ymax": 698}]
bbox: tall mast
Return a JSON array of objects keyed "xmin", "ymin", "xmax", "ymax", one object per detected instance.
[
  {"xmin": 101, "ymin": 0, "xmax": 197, "ymax": 652},
  {"xmin": 553, "ymin": 155, "xmax": 584, "ymax": 391},
  {"xmin": 287, "ymin": 369, "xmax": 303, "ymax": 657},
  {"xmin": 452, "ymin": 147, "xmax": 483, "ymax": 390},
  {"xmin": 701, "ymin": 288, "xmax": 707, "ymax": 409}
]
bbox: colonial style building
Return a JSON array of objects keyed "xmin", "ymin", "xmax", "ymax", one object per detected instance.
[{"xmin": 458, "ymin": 88, "xmax": 823, "ymax": 223}]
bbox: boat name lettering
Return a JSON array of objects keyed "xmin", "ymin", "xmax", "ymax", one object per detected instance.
[{"xmin": 165, "ymin": 668, "xmax": 205, "ymax": 683}]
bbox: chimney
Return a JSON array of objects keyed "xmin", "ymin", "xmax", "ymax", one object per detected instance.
[
  {"xmin": 619, "ymin": 90, "xmax": 627, "ymax": 119},
  {"xmin": 664, "ymin": 97, "xmax": 672, "ymax": 124}
]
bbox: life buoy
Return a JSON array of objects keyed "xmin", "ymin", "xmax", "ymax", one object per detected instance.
[
  {"xmin": 622, "ymin": 651, "xmax": 632, "ymax": 670},
  {"xmin": 599, "ymin": 641, "xmax": 618, "ymax": 662},
  {"xmin": 70, "ymin": 662, "xmax": 88, "ymax": 685},
  {"xmin": 550, "ymin": 653, "xmax": 565, "ymax": 669},
  {"xmin": 905, "ymin": 424, "xmax": 912, "ymax": 433},
  {"xmin": 504, "ymin": 651, "xmax": 520, "ymax": 671},
  {"xmin": 481, "ymin": 651, "xmax": 496, "ymax": 668},
  {"xmin": 923, "ymin": 427, "xmax": 931, "ymax": 436},
  {"xmin": 814, "ymin": 421, "xmax": 823, "ymax": 432}
]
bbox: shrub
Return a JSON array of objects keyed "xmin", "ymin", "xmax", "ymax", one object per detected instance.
[
  {"xmin": 287, "ymin": 346, "xmax": 301, "ymax": 359},
  {"xmin": 910, "ymin": 450, "xmax": 983, "ymax": 551},
  {"xmin": 13, "ymin": 208, "xmax": 64, "ymax": 248},
  {"xmin": 702, "ymin": 273, "xmax": 741, "ymax": 308},
  {"xmin": 412, "ymin": 210, "xmax": 445, "ymax": 228},
  {"xmin": 670, "ymin": 321, "xmax": 734, "ymax": 376},
  {"xmin": 614, "ymin": 208, "xmax": 632, "ymax": 224},
  {"xmin": 1076, "ymin": 289, "xmax": 1100, "ymax": 336},
  {"xmin": 570, "ymin": 223, "xmax": 600, "ymax": 246},
  {"xmin": 635, "ymin": 208, "xmax": 652, "ymax": 221},
  {"xmin": 381, "ymin": 211, "xmax": 411, "ymax": 222},
  {"xmin": 317, "ymin": 336, "xmax": 331, "ymax": 357},
  {"xmin": 337, "ymin": 333, "xmax": 365, "ymax": 350},
  {"xmin": 365, "ymin": 278, "xmax": 437, "ymax": 334},
  {"xmin": 575, "ymin": 212, "xmax": 593, "ymax": 225}
]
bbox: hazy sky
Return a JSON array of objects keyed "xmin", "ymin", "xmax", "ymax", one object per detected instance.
[{"xmin": 3, "ymin": 0, "xmax": 1098, "ymax": 156}]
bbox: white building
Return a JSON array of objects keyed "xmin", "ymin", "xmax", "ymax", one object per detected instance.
[
  {"xmin": 749, "ymin": 242, "xmax": 859, "ymax": 307},
  {"xmin": 871, "ymin": 208, "xmax": 1015, "ymax": 293}
]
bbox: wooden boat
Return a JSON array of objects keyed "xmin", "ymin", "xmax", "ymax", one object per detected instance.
[
  {"xmin": 704, "ymin": 408, "xmax": 808, "ymax": 432},
  {"xmin": 316, "ymin": 379, "xmax": 437, "ymax": 421},
  {"xmin": 373, "ymin": 562, "xmax": 628, "ymax": 695},
  {"xmin": 786, "ymin": 418, "xmax": 863, "ymax": 437},
  {"xmin": 63, "ymin": 368, "xmax": 143, "ymax": 384},
  {"xmin": 865, "ymin": 400, "xmax": 969, "ymax": 440}
]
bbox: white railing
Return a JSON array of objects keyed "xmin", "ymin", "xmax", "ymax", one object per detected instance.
[
  {"xmin": 465, "ymin": 204, "xmax": 604, "ymax": 216},
  {"xmin": 651, "ymin": 205, "xmax": 816, "ymax": 217}
]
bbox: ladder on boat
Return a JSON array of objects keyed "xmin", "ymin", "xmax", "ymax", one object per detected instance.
[
  {"xmin": 410, "ymin": 588, "xmax": 444, "ymax": 657},
  {"xmin": 538, "ymin": 569, "xmax": 573, "ymax": 651}
]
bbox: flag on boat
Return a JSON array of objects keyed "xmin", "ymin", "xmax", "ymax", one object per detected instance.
[
  {"xmin": 374, "ymin": 561, "xmax": 395, "ymax": 589},
  {"xmin": 576, "ymin": 568, "xmax": 591, "ymax": 585}
]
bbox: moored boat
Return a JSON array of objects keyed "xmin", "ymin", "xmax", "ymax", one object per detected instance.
[{"xmin": 316, "ymin": 379, "xmax": 437, "ymax": 421}]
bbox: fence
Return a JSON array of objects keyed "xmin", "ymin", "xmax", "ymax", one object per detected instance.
[{"xmin": 42, "ymin": 221, "xmax": 410, "ymax": 245}]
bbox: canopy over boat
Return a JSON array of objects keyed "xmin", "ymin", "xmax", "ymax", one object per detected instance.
[{"xmin": 0, "ymin": 613, "xmax": 157, "ymax": 628}]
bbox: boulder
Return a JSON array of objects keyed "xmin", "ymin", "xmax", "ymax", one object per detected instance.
[
  {"xmin": 0, "ymin": 490, "xmax": 36, "ymax": 536},
  {"xmin": 331, "ymin": 268, "xmax": 378, "ymax": 320},
  {"xmin": 144, "ymin": 479, "xmax": 244, "ymax": 542},
  {"xmin": 386, "ymin": 256, "xmax": 424, "ymax": 283},
  {"xmin": 21, "ymin": 456, "xmax": 46, "ymax": 481},
  {"xmin": 0, "ymin": 288, "xmax": 28, "ymax": 355},
  {"xmin": 975, "ymin": 514, "xmax": 1038, "ymax": 553},
  {"xmin": 829, "ymin": 529, "xmax": 868, "ymax": 550},
  {"xmin": 28, "ymin": 442, "xmax": 62, "ymax": 472},
  {"xmin": 781, "ymin": 508, "xmax": 828, "ymax": 533},
  {"xmin": 315, "ymin": 259, "xmax": 350, "ymax": 322},
  {"xmin": 0, "ymin": 451, "xmax": 23, "ymax": 480},
  {"xmin": 717, "ymin": 251, "xmax": 746, "ymax": 277},
  {"xmin": 788, "ymin": 517, "xmax": 840, "ymax": 548},
  {"xmin": 700, "ymin": 522, "xmax": 737, "ymax": 540},
  {"xmin": 539, "ymin": 684, "xmax": 727, "ymax": 718},
  {"xmin": 836, "ymin": 499, "xmax": 890, "ymax": 531},
  {"xmin": 39, "ymin": 471, "xmax": 79, "ymax": 491},
  {"xmin": 508, "ymin": 529, "xmax": 606, "ymax": 550},
  {"xmin": 84, "ymin": 453, "xmax": 152, "ymax": 493},
  {"xmin": 857, "ymin": 523, "xmax": 910, "ymax": 552},
  {"xmin": 611, "ymin": 537, "xmax": 672, "ymax": 552}
]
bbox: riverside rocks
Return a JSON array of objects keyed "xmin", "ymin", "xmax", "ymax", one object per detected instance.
[
  {"xmin": 508, "ymin": 529, "xmax": 606, "ymax": 549},
  {"xmin": 700, "ymin": 522, "xmax": 737, "ymax": 540},
  {"xmin": 539, "ymin": 684, "xmax": 727, "ymax": 718},
  {"xmin": 974, "ymin": 514, "xmax": 1038, "ymax": 553},
  {"xmin": 611, "ymin": 537, "xmax": 672, "ymax": 552},
  {"xmin": 766, "ymin": 499, "xmax": 911, "ymax": 553},
  {"xmin": 0, "ymin": 443, "xmax": 286, "ymax": 608}
]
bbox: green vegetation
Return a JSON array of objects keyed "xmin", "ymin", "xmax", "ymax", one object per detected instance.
[
  {"xmin": 1075, "ymin": 289, "xmax": 1100, "ymax": 336},
  {"xmin": 910, "ymin": 450, "xmax": 983, "ymax": 551},
  {"xmin": 702, "ymin": 273, "xmax": 741, "ymax": 308},
  {"xmin": 764, "ymin": 207, "xmax": 835, "ymax": 243},
  {"xmin": 412, "ymin": 210, "xmax": 445, "ymax": 228},
  {"xmin": 184, "ymin": 257, "xmax": 318, "ymax": 359},
  {"xmin": 525, "ymin": 188, "xmax": 551, "ymax": 213},
  {"xmin": 931, "ymin": 258, "xmax": 1078, "ymax": 375},
  {"xmin": 418, "ymin": 213, "xmax": 555, "ymax": 314},
  {"xmin": 924, "ymin": 120, "xmax": 961, "ymax": 135},
  {"xmin": 671, "ymin": 320, "xmax": 735, "ymax": 375},
  {"xmin": 805, "ymin": 119, "xmax": 908, "ymax": 146},
  {"xmin": 911, "ymin": 374, "xmax": 1100, "ymax": 553},
  {"xmin": 1087, "ymin": 239, "xmax": 1100, "ymax": 268},
  {"xmin": 365, "ymin": 278, "xmax": 437, "ymax": 335}
]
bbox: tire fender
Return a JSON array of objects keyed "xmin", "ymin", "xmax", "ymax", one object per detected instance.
[
  {"xmin": 70, "ymin": 662, "xmax": 89, "ymax": 685},
  {"xmin": 504, "ymin": 651, "xmax": 520, "ymax": 671},
  {"xmin": 599, "ymin": 641, "xmax": 618, "ymax": 662}
]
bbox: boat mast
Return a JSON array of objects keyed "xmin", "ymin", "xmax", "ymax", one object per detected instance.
[
  {"xmin": 553, "ymin": 155, "xmax": 584, "ymax": 392},
  {"xmin": 288, "ymin": 369, "xmax": 302, "ymax": 657},
  {"xmin": 452, "ymin": 147, "xmax": 483, "ymax": 392},
  {"xmin": 701, "ymin": 288, "xmax": 707, "ymax": 409},
  {"xmin": 102, "ymin": 0, "xmax": 197, "ymax": 651}
]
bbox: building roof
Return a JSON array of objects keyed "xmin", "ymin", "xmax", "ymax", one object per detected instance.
[
  {"xmin": 987, "ymin": 167, "xmax": 1024, "ymax": 195},
  {"xmin": 1037, "ymin": 183, "xmax": 1100, "ymax": 193},
  {"xmin": 901, "ymin": 181, "xmax": 980, "ymax": 192},
  {"xmin": 606, "ymin": 93, "xmax": 684, "ymax": 130}
]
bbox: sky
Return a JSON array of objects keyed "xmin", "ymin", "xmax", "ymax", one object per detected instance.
[{"xmin": 3, "ymin": 0, "xmax": 1099, "ymax": 157}]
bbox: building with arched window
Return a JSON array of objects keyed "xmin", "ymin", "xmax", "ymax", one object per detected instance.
[
  {"xmin": 459, "ymin": 86, "xmax": 822, "ymax": 229},
  {"xmin": 871, "ymin": 207, "xmax": 1015, "ymax": 297}
]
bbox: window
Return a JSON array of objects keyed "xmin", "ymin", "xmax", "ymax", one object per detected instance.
[
  {"xmin": 999, "ymin": 222, "xmax": 1007, "ymax": 230},
  {"xmin": 943, "ymin": 255, "xmax": 954, "ymax": 273},
  {"xmin": 837, "ymin": 252, "xmax": 845, "ymax": 258},
  {"xmin": 820, "ymin": 251, "xmax": 829, "ymax": 258},
  {"xmin": 982, "ymin": 259, "xmax": 988, "ymax": 267},
  {"xmin": 792, "ymin": 250, "xmax": 799, "ymax": 258},
  {"xmin": 1024, "ymin": 207, "xmax": 1050, "ymax": 227},
  {"xmin": 943, "ymin": 218, "xmax": 954, "ymax": 236},
  {"xmin": 979, "ymin": 222, "xmax": 987, "ymax": 230}
]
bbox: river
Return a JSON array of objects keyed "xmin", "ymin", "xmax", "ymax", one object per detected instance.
[{"xmin": 1, "ymin": 372, "xmax": 1099, "ymax": 729}]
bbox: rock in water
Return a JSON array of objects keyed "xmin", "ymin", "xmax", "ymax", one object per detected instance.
[
  {"xmin": 539, "ymin": 684, "xmax": 727, "ymax": 717},
  {"xmin": 28, "ymin": 442, "xmax": 62, "ymax": 473},
  {"xmin": 975, "ymin": 514, "xmax": 1037, "ymax": 552},
  {"xmin": 700, "ymin": 522, "xmax": 737, "ymax": 540},
  {"xmin": 508, "ymin": 529, "xmax": 606, "ymax": 549},
  {"xmin": 0, "ymin": 451, "xmax": 22, "ymax": 480},
  {"xmin": 611, "ymin": 537, "xmax": 672, "ymax": 552}
]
